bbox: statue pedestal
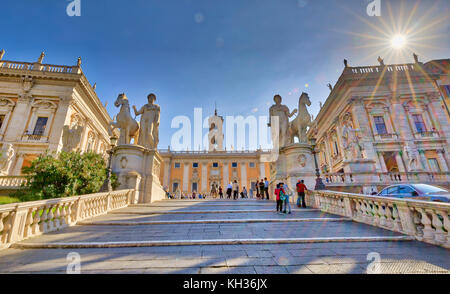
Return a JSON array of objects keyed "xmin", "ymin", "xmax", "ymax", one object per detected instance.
[
  {"xmin": 270, "ymin": 143, "xmax": 317, "ymax": 198},
  {"xmin": 112, "ymin": 145, "xmax": 165, "ymax": 203}
]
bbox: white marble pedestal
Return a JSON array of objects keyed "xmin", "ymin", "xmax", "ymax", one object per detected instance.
[
  {"xmin": 270, "ymin": 143, "xmax": 317, "ymax": 199},
  {"xmin": 112, "ymin": 145, "xmax": 165, "ymax": 203}
]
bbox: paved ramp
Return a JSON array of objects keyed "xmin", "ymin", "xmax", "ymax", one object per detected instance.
[{"xmin": 0, "ymin": 199, "xmax": 448, "ymax": 274}]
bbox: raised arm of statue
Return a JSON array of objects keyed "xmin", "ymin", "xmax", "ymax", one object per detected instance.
[
  {"xmin": 133, "ymin": 105, "xmax": 143, "ymax": 116},
  {"xmin": 288, "ymin": 108, "xmax": 298, "ymax": 118}
]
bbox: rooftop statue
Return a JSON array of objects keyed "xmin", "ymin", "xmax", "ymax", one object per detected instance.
[
  {"xmin": 110, "ymin": 93, "xmax": 139, "ymax": 145},
  {"xmin": 289, "ymin": 92, "xmax": 312, "ymax": 144},
  {"xmin": 268, "ymin": 95, "xmax": 297, "ymax": 149},
  {"xmin": 133, "ymin": 93, "xmax": 160, "ymax": 150}
]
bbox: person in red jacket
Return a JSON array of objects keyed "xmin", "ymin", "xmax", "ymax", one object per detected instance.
[
  {"xmin": 274, "ymin": 183, "xmax": 282, "ymax": 214},
  {"xmin": 296, "ymin": 180, "xmax": 308, "ymax": 208}
]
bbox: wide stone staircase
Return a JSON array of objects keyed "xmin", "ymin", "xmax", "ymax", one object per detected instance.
[{"xmin": 0, "ymin": 199, "xmax": 449, "ymax": 274}]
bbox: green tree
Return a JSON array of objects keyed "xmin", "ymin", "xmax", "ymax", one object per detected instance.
[{"xmin": 14, "ymin": 151, "xmax": 118, "ymax": 201}]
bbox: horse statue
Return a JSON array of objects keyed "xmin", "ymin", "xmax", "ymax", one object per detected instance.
[
  {"xmin": 110, "ymin": 93, "xmax": 139, "ymax": 145},
  {"xmin": 289, "ymin": 92, "xmax": 312, "ymax": 144}
]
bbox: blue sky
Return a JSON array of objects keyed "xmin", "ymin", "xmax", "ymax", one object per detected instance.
[{"xmin": 1, "ymin": 0, "xmax": 449, "ymax": 150}]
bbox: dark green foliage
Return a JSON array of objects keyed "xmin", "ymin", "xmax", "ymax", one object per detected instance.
[{"xmin": 13, "ymin": 151, "xmax": 118, "ymax": 201}]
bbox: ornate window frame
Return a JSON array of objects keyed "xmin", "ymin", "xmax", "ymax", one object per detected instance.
[
  {"xmin": 366, "ymin": 101, "xmax": 397, "ymax": 140},
  {"xmin": 23, "ymin": 100, "xmax": 57, "ymax": 142},
  {"xmin": 403, "ymin": 98, "xmax": 437, "ymax": 139}
]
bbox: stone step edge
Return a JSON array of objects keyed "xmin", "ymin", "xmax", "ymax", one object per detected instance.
[
  {"xmin": 78, "ymin": 217, "xmax": 351, "ymax": 226},
  {"xmin": 12, "ymin": 236, "xmax": 414, "ymax": 249},
  {"xmin": 130, "ymin": 204, "xmax": 277, "ymax": 207},
  {"xmin": 109, "ymin": 209, "xmax": 320, "ymax": 215}
]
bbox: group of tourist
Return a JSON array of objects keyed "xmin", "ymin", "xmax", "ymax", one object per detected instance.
[
  {"xmin": 165, "ymin": 177, "xmax": 309, "ymax": 211},
  {"xmin": 274, "ymin": 179, "xmax": 308, "ymax": 214}
]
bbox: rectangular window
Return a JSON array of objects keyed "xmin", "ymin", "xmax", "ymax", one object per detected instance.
[
  {"xmin": 373, "ymin": 116, "xmax": 388, "ymax": 135},
  {"xmin": 0, "ymin": 115, "xmax": 5, "ymax": 130},
  {"xmin": 174, "ymin": 162, "xmax": 181, "ymax": 168},
  {"xmin": 412, "ymin": 114, "xmax": 426, "ymax": 133},
  {"xmin": 212, "ymin": 162, "xmax": 219, "ymax": 168},
  {"xmin": 249, "ymin": 162, "xmax": 255, "ymax": 168},
  {"xmin": 33, "ymin": 117, "xmax": 48, "ymax": 136},
  {"xmin": 232, "ymin": 162, "xmax": 238, "ymax": 168},
  {"xmin": 193, "ymin": 162, "xmax": 199, "ymax": 168},
  {"xmin": 427, "ymin": 158, "xmax": 441, "ymax": 172},
  {"xmin": 333, "ymin": 141, "xmax": 339, "ymax": 155}
]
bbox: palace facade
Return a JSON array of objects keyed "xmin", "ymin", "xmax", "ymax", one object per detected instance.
[
  {"xmin": 311, "ymin": 55, "xmax": 450, "ymax": 192},
  {"xmin": 158, "ymin": 111, "xmax": 271, "ymax": 195},
  {"xmin": 0, "ymin": 51, "xmax": 112, "ymax": 177}
]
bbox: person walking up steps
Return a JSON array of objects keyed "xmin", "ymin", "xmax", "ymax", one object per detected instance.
[
  {"xmin": 296, "ymin": 179, "xmax": 308, "ymax": 208},
  {"xmin": 226, "ymin": 182, "xmax": 233, "ymax": 199},
  {"xmin": 283, "ymin": 183, "xmax": 292, "ymax": 214},
  {"xmin": 264, "ymin": 177, "xmax": 269, "ymax": 200},
  {"xmin": 259, "ymin": 179, "xmax": 265, "ymax": 201},
  {"xmin": 274, "ymin": 183, "xmax": 283, "ymax": 214},
  {"xmin": 232, "ymin": 180, "xmax": 239, "ymax": 200},
  {"xmin": 219, "ymin": 186, "xmax": 223, "ymax": 199}
]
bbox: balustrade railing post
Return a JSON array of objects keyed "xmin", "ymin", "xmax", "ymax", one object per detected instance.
[
  {"xmin": 8, "ymin": 206, "xmax": 28, "ymax": 244},
  {"xmin": 396, "ymin": 204, "xmax": 416, "ymax": 236},
  {"xmin": 106, "ymin": 192, "xmax": 112, "ymax": 212},
  {"xmin": 343, "ymin": 198, "xmax": 353, "ymax": 218}
]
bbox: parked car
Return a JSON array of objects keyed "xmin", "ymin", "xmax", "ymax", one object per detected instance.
[{"xmin": 377, "ymin": 184, "xmax": 450, "ymax": 203}]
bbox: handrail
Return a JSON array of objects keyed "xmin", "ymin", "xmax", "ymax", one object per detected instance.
[
  {"xmin": 0, "ymin": 189, "xmax": 134, "ymax": 248},
  {"xmin": 306, "ymin": 190, "xmax": 450, "ymax": 248}
]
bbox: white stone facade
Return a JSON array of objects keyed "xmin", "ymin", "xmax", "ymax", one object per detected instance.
[
  {"xmin": 311, "ymin": 58, "xmax": 450, "ymax": 191},
  {"xmin": 0, "ymin": 52, "xmax": 112, "ymax": 175}
]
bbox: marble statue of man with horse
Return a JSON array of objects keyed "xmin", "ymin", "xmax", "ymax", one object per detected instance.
[{"xmin": 110, "ymin": 93, "xmax": 160, "ymax": 150}]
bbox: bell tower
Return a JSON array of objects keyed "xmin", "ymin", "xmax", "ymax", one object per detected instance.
[{"xmin": 208, "ymin": 106, "xmax": 224, "ymax": 151}]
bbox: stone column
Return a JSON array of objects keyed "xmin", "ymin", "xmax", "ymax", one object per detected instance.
[
  {"xmin": 223, "ymin": 162, "xmax": 229, "ymax": 187},
  {"xmin": 182, "ymin": 162, "xmax": 189, "ymax": 192},
  {"xmin": 259, "ymin": 161, "xmax": 266, "ymax": 179},
  {"xmin": 350, "ymin": 97, "xmax": 378, "ymax": 165},
  {"xmin": 395, "ymin": 152, "xmax": 406, "ymax": 172},
  {"xmin": 241, "ymin": 162, "xmax": 247, "ymax": 190},
  {"xmin": 436, "ymin": 149, "xmax": 449, "ymax": 172},
  {"xmin": 4, "ymin": 96, "xmax": 32, "ymax": 142},
  {"xmin": 48, "ymin": 97, "xmax": 71, "ymax": 152},
  {"xmin": 201, "ymin": 162, "xmax": 208, "ymax": 193},
  {"xmin": 163, "ymin": 159, "xmax": 170, "ymax": 188},
  {"xmin": 12, "ymin": 154, "xmax": 25, "ymax": 176},
  {"xmin": 378, "ymin": 152, "xmax": 388, "ymax": 172},
  {"xmin": 427, "ymin": 93, "xmax": 450, "ymax": 139},
  {"xmin": 392, "ymin": 96, "xmax": 414, "ymax": 140}
]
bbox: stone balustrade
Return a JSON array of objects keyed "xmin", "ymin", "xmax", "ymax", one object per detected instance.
[
  {"xmin": 0, "ymin": 60, "xmax": 81, "ymax": 74},
  {"xmin": 324, "ymin": 171, "xmax": 450, "ymax": 186},
  {"xmin": 306, "ymin": 190, "xmax": 450, "ymax": 248},
  {"xmin": 0, "ymin": 176, "xmax": 28, "ymax": 188},
  {"xmin": 0, "ymin": 189, "xmax": 134, "ymax": 248}
]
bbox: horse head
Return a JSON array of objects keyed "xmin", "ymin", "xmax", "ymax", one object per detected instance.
[
  {"xmin": 114, "ymin": 93, "xmax": 129, "ymax": 108},
  {"xmin": 299, "ymin": 92, "xmax": 311, "ymax": 107}
]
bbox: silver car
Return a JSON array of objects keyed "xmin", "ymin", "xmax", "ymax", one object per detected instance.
[{"xmin": 377, "ymin": 184, "xmax": 450, "ymax": 203}]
